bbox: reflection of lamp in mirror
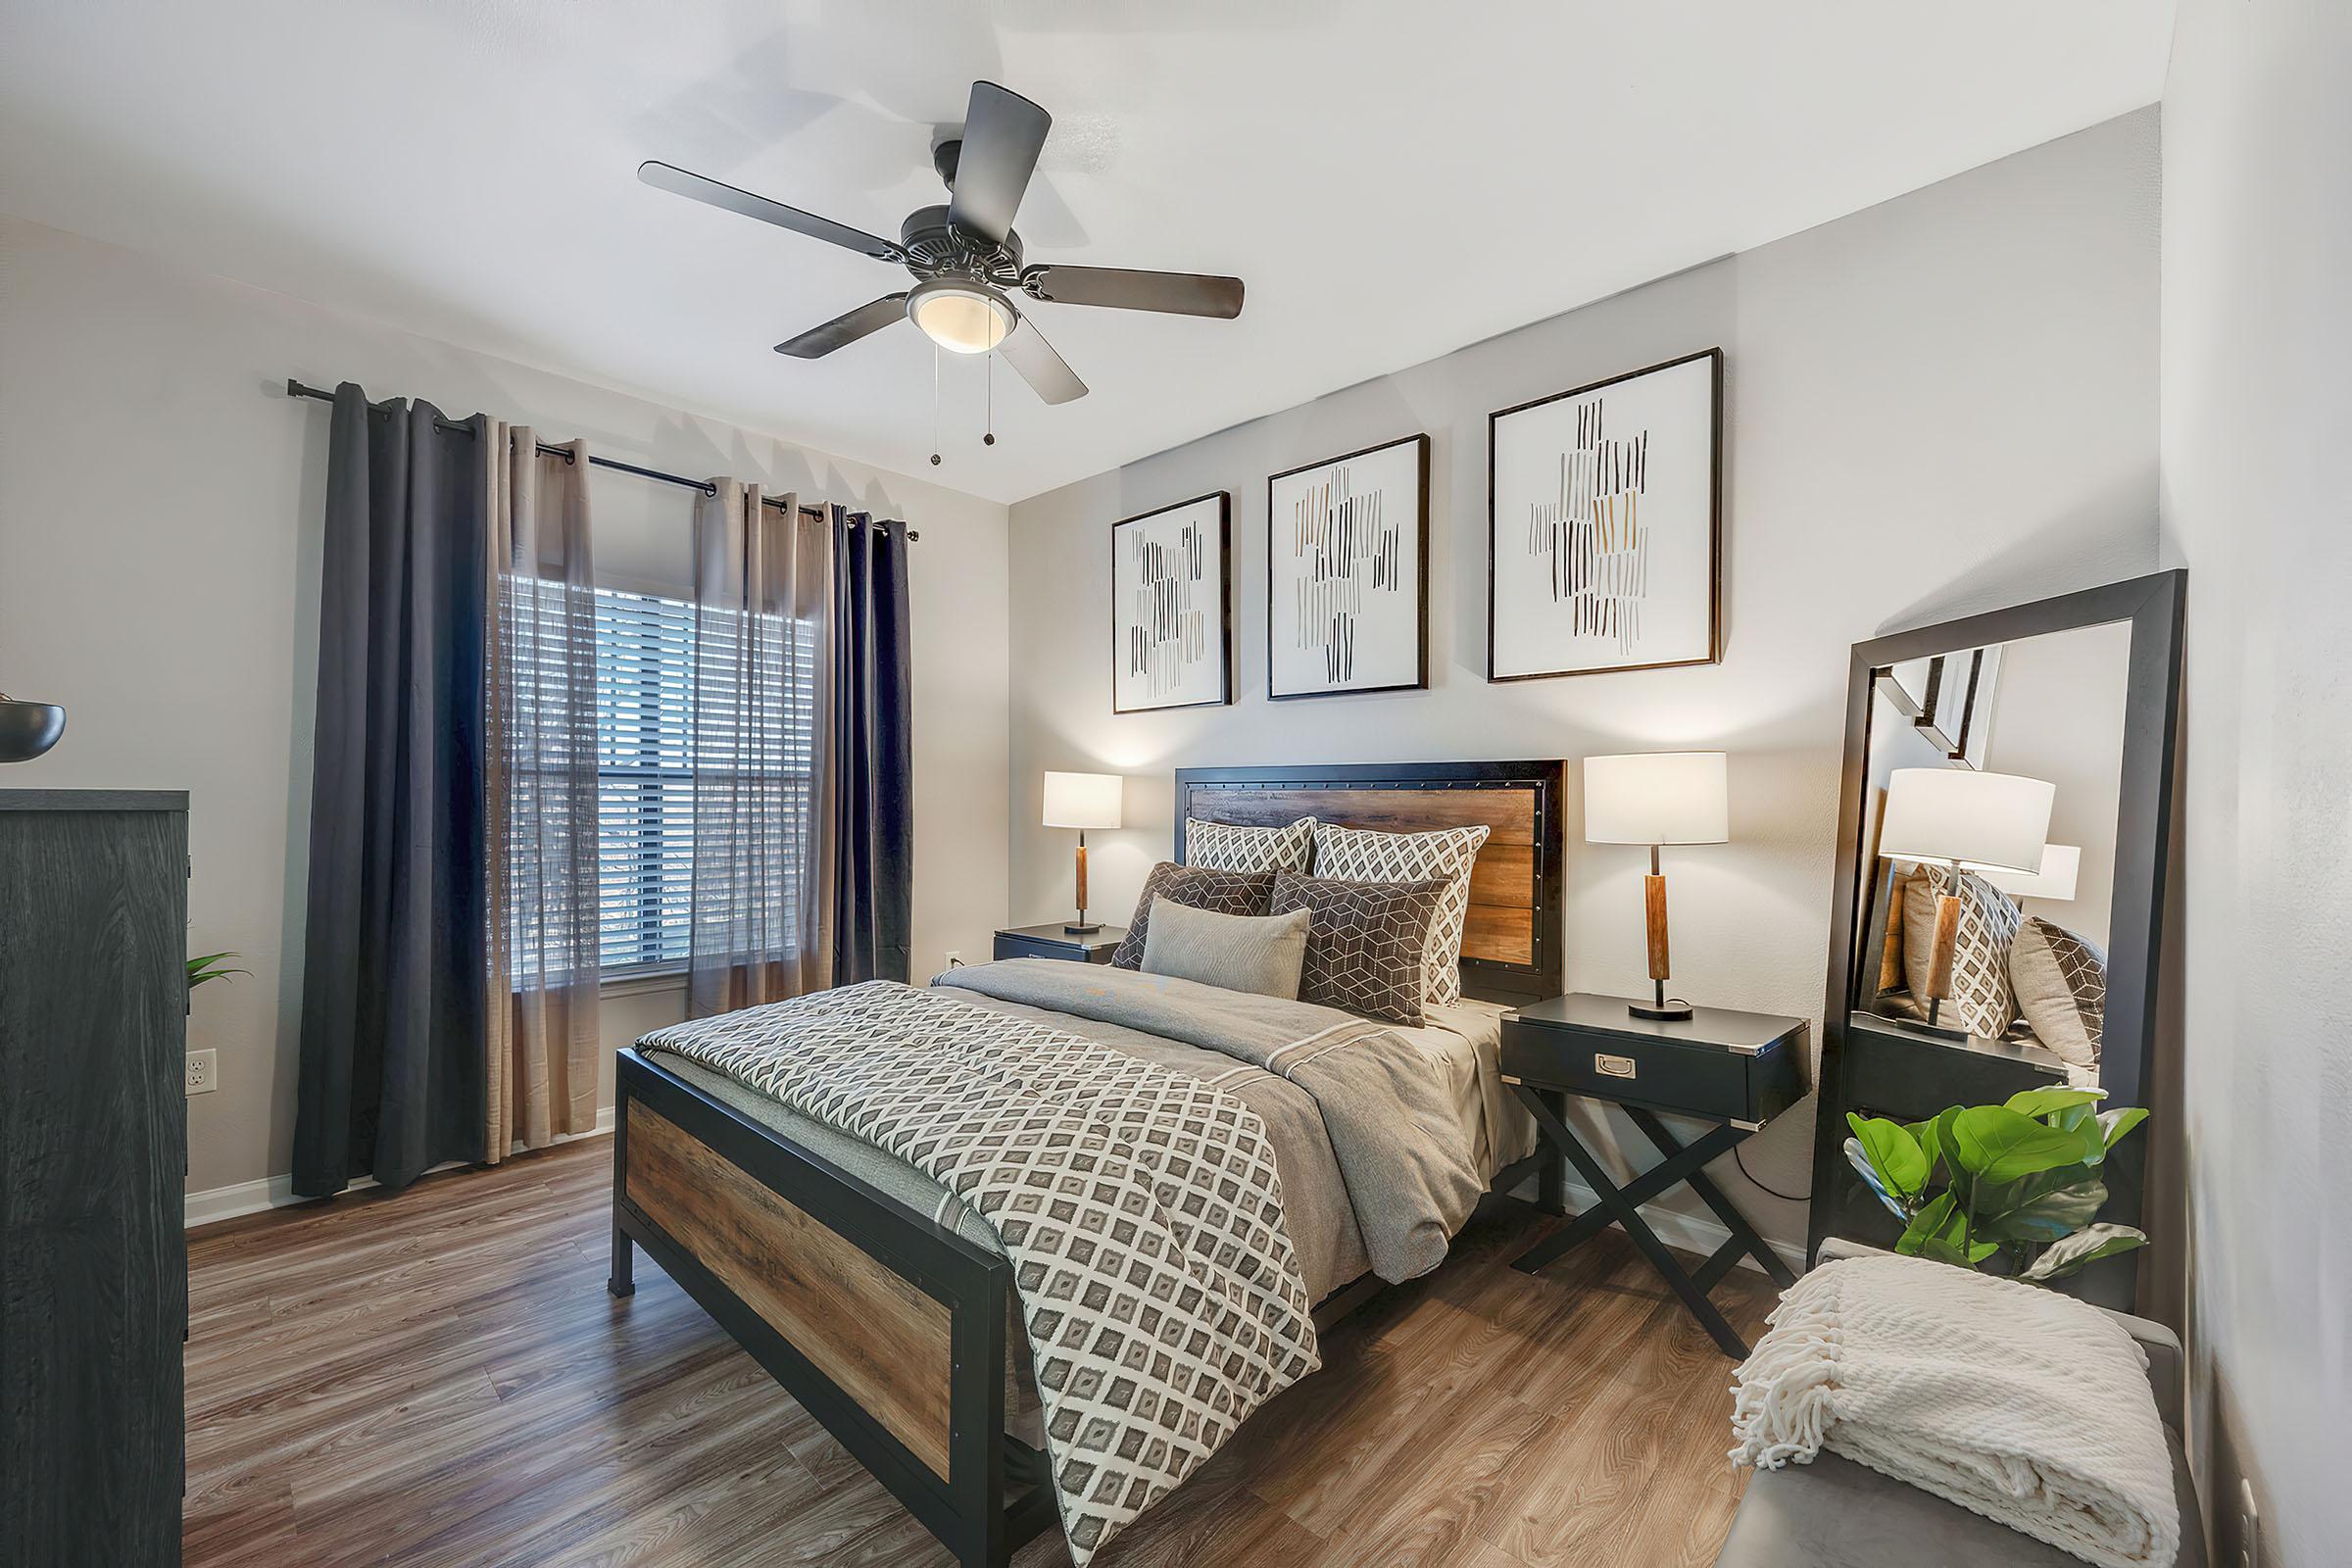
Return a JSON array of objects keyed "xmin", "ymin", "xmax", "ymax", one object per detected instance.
[
  {"xmin": 1042, "ymin": 771, "xmax": 1122, "ymax": 935},
  {"xmin": 1982, "ymin": 843, "xmax": 2081, "ymax": 902},
  {"xmin": 1878, "ymin": 767, "xmax": 2054, "ymax": 1040},
  {"xmin": 1585, "ymin": 753, "xmax": 1729, "ymax": 1021}
]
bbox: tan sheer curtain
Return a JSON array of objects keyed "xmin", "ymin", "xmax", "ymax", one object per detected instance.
[
  {"xmin": 686, "ymin": 481, "xmax": 836, "ymax": 1017},
  {"xmin": 483, "ymin": 428, "xmax": 602, "ymax": 1158}
]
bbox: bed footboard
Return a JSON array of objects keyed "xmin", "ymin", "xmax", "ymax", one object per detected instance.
[{"xmin": 609, "ymin": 1048, "xmax": 1056, "ymax": 1568}]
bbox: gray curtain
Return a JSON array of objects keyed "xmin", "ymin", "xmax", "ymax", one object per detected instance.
[
  {"xmin": 685, "ymin": 482, "xmax": 837, "ymax": 1017},
  {"xmin": 293, "ymin": 383, "xmax": 490, "ymax": 1197},
  {"xmin": 829, "ymin": 508, "xmax": 913, "ymax": 984},
  {"xmin": 483, "ymin": 428, "xmax": 601, "ymax": 1157}
]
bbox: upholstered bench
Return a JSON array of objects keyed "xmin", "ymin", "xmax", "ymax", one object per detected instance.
[{"xmin": 1715, "ymin": 1240, "xmax": 2205, "ymax": 1568}]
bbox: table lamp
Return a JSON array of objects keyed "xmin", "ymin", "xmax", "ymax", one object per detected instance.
[
  {"xmin": 1982, "ymin": 842, "xmax": 2081, "ymax": 902},
  {"xmin": 1042, "ymin": 770, "xmax": 1122, "ymax": 934},
  {"xmin": 1877, "ymin": 767, "xmax": 2054, "ymax": 1040},
  {"xmin": 1584, "ymin": 752, "xmax": 1729, "ymax": 1021}
]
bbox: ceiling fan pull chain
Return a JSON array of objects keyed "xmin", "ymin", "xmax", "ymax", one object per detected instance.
[
  {"xmin": 984, "ymin": 349, "xmax": 997, "ymax": 448},
  {"xmin": 929, "ymin": 343, "xmax": 942, "ymax": 467}
]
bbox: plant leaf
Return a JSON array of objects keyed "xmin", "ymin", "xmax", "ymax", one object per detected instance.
[
  {"xmin": 2021, "ymin": 1223, "xmax": 2147, "ymax": 1282},
  {"xmin": 2003, "ymin": 1087, "xmax": 2106, "ymax": 1125},
  {"xmin": 1844, "ymin": 1137, "xmax": 1912, "ymax": 1220},
  {"xmin": 1848, "ymin": 1113, "xmax": 1929, "ymax": 1196},
  {"xmin": 1905, "ymin": 1115, "xmax": 1945, "ymax": 1180},
  {"xmin": 1949, "ymin": 1104, "xmax": 2092, "ymax": 1183},
  {"xmin": 1894, "ymin": 1192, "xmax": 1958, "ymax": 1259},
  {"xmin": 2098, "ymin": 1106, "xmax": 2150, "ymax": 1150},
  {"xmin": 1981, "ymin": 1178, "xmax": 2109, "ymax": 1244}
]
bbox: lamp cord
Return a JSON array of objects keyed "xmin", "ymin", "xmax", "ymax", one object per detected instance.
[{"xmin": 1734, "ymin": 1145, "xmax": 1813, "ymax": 1203}]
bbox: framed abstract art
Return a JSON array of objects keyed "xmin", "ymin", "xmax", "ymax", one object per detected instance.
[
  {"xmin": 1265, "ymin": 432, "xmax": 1430, "ymax": 700},
  {"xmin": 1110, "ymin": 491, "xmax": 1232, "ymax": 712},
  {"xmin": 1489, "ymin": 348, "xmax": 1724, "ymax": 680}
]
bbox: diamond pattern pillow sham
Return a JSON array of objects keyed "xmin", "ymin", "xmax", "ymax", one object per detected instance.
[
  {"xmin": 1307, "ymin": 821, "xmax": 1490, "ymax": 1005},
  {"xmin": 1182, "ymin": 815, "xmax": 1315, "ymax": 874},
  {"xmin": 1109, "ymin": 862, "xmax": 1278, "ymax": 969},
  {"xmin": 1901, "ymin": 863, "xmax": 2024, "ymax": 1039},
  {"xmin": 1269, "ymin": 870, "xmax": 1448, "ymax": 1026}
]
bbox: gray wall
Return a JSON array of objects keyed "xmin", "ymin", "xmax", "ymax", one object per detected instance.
[
  {"xmin": 0, "ymin": 215, "xmax": 1011, "ymax": 1205},
  {"xmin": 1005, "ymin": 109, "xmax": 2161, "ymax": 1247},
  {"xmin": 2161, "ymin": 3, "xmax": 2352, "ymax": 1564}
]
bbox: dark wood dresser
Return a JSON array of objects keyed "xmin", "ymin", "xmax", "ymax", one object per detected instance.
[{"xmin": 1, "ymin": 789, "xmax": 189, "ymax": 1568}]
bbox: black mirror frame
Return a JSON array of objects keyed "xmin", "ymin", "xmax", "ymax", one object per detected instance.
[{"xmin": 1806, "ymin": 569, "xmax": 2186, "ymax": 1291}]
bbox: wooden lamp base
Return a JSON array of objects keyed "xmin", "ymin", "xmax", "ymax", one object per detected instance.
[
  {"xmin": 1064, "ymin": 833, "xmax": 1101, "ymax": 934},
  {"xmin": 1629, "ymin": 855, "xmax": 1693, "ymax": 1021},
  {"xmin": 1892, "ymin": 883, "xmax": 1969, "ymax": 1040}
]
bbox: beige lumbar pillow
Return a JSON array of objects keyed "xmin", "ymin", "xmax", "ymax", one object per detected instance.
[
  {"xmin": 1138, "ymin": 896, "xmax": 1311, "ymax": 1001},
  {"xmin": 2009, "ymin": 916, "xmax": 2107, "ymax": 1068}
]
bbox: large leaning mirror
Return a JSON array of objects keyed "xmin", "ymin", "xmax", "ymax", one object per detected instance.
[{"xmin": 1808, "ymin": 571, "xmax": 2184, "ymax": 1311}]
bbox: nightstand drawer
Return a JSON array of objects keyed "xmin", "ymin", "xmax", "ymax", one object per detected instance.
[
  {"xmin": 992, "ymin": 924, "xmax": 1125, "ymax": 964},
  {"xmin": 1501, "ymin": 996, "xmax": 1805, "ymax": 1129}
]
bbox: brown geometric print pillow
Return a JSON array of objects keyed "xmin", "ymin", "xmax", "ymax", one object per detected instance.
[
  {"xmin": 1270, "ymin": 870, "xmax": 1447, "ymax": 1027},
  {"xmin": 1110, "ymin": 862, "xmax": 1277, "ymax": 970},
  {"xmin": 1308, "ymin": 821, "xmax": 1491, "ymax": 1005},
  {"xmin": 2009, "ymin": 916, "xmax": 2107, "ymax": 1069},
  {"xmin": 1901, "ymin": 863, "xmax": 2024, "ymax": 1038}
]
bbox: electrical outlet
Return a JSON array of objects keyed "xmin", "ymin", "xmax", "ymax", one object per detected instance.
[
  {"xmin": 2237, "ymin": 1478, "xmax": 2260, "ymax": 1568},
  {"xmin": 944, "ymin": 950, "xmax": 963, "ymax": 968},
  {"xmin": 185, "ymin": 1049, "xmax": 219, "ymax": 1096}
]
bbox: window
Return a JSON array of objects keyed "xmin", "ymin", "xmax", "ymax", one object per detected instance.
[
  {"xmin": 586, "ymin": 586, "xmax": 824, "ymax": 976},
  {"xmin": 594, "ymin": 589, "xmax": 697, "ymax": 973}
]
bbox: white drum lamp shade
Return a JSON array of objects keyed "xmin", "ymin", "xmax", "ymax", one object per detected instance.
[
  {"xmin": 1878, "ymin": 768, "xmax": 2053, "ymax": 875},
  {"xmin": 1042, "ymin": 771, "xmax": 1122, "ymax": 830},
  {"xmin": 1982, "ymin": 842, "xmax": 2082, "ymax": 902},
  {"xmin": 1584, "ymin": 753, "xmax": 1730, "ymax": 846}
]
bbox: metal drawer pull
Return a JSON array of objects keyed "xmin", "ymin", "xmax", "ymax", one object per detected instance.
[{"xmin": 1594, "ymin": 1052, "xmax": 1638, "ymax": 1079}]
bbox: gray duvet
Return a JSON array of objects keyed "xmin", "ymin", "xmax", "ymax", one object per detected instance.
[{"xmin": 641, "ymin": 958, "xmax": 1492, "ymax": 1298}]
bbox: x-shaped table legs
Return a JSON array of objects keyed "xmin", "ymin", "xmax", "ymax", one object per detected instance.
[{"xmin": 1508, "ymin": 1083, "xmax": 1795, "ymax": 1357}]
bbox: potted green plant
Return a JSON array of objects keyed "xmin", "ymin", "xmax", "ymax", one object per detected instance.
[
  {"xmin": 188, "ymin": 952, "xmax": 247, "ymax": 990},
  {"xmin": 1844, "ymin": 1087, "xmax": 2147, "ymax": 1283}
]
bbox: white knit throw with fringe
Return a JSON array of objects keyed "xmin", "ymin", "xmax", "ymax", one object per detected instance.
[{"xmin": 1729, "ymin": 1254, "xmax": 2180, "ymax": 1568}]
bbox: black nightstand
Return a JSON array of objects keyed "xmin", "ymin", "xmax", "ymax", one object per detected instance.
[
  {"xmin": 992, "ymin": 922, "xmax": 1127, "ymax": 964},
  {"xmin": 1502, "ymin": 993, "xmax": 1806, "ymax": 1356}
]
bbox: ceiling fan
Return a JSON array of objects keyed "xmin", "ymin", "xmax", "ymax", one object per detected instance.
[{"xmin": 640, "ymin": 81, "xmax": 1245, "ymax": 407}]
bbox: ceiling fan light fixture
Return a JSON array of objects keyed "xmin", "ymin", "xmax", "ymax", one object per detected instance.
[{"xmin": 907, "ymin": 278, "xmax": 1015, "ymax": 354}]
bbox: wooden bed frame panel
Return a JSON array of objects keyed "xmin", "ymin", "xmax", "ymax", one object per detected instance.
[{"xmin": 611, "ymin": 758, "xmax": 1569, "ymax": 1567}]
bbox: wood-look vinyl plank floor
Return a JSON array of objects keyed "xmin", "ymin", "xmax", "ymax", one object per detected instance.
[{"xmin": 186, "ymin": 1136, "xmax": 1777, "ymax": 1568}]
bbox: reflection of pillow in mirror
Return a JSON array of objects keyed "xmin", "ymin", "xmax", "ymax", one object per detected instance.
[
  {"xmin": 1901, "ymin": 865, "xmax": 2023, "ymax": 1038},
  {"xmin": 2010, "ymin": 916, "xmax": 2106, "ymax": 1068},
  {"xmin": 1878, "ymin": 864, "xmax": 1927, "ymax": 996}
]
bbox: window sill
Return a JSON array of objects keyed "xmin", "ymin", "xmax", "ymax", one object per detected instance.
[{"xmin": 600, "ymin": 966, "xmax": 688, "ymax": 999}]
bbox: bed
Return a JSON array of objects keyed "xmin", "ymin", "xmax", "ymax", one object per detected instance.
[{"xmin": 607, "ymin": 759, "xmax": 1565, "ymax": 1567}]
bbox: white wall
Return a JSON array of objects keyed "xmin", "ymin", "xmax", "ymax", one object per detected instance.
[
  {"xmin": 0, "ymin": 215, "xmax": 1010, "ymax": 1200},
  {"xmin": 2160, "ymin": 4, "xmax": 2352, "ymax": 1565},
  {"xmin": 1005, "ymin": 110, "xmax": 2160, "ymax": 1248},
  {"xmin": 1983, "ymin": 619, "xmax": 2132, "ymax": 947}
]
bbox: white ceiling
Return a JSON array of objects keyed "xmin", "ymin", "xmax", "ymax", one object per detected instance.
[{"xmin": 0, "ymin": 1, "xmax": 2171, "ymax": 505}]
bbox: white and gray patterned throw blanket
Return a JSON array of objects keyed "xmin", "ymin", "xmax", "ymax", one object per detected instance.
[{"xmin": 641, "ymin": 980, "xmax": 1323, "ymax": 1565}]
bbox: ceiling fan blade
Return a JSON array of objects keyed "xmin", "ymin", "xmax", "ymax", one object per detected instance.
[
  {"xmin": 1020, "ymin": 264, "xmax": 1244, "ymax": 318},
  {"xmin": 998, "ymin": 317, "xmax": 1088, "ymax": 405},
  {"xmin": 639, "ymin": 161, "xmax": 902, "ymax": 263},
  {"xmin": 946, "ymin": 82, "xmax": 1051, "ymax": 246},
  {"xmin": 773, "ymin": 295, "xmax": 910, "ymax": 358}
]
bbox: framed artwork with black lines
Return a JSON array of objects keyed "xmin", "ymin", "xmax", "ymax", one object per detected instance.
[
  {"xmin": 1265, "ymin": 432, "xmax": 1431, "ymax": 701},
  {"xmin": 1489, "ymin": 348, "xmax": 1724, "ymax": 680},
  {"xmin": 1110, "ymin": 490, "xmax": 1233, "ymax": 713}
]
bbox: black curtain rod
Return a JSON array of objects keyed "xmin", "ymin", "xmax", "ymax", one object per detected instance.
[{"xmin": 282, "ymin": 379, "xmax": 917, "ymax": 540}]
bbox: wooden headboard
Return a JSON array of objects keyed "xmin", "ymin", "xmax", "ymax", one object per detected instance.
[{"xmin": 1172, "ymin": 760, "xmax": 1565, "ymax": 1004}]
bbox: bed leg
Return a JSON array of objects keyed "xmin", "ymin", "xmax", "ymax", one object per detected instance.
[{"xmin": 609, "ymin": 1222, "xmax": 635, "ymax": 1298}]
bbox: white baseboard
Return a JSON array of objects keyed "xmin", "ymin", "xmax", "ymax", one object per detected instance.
[{"xmin": 185, "ymin": 1107, "xmax": 615, "ymax": 1229}]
